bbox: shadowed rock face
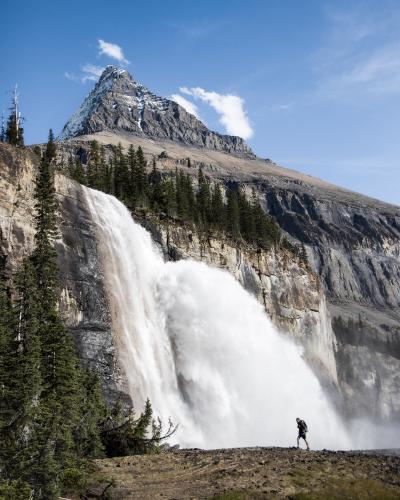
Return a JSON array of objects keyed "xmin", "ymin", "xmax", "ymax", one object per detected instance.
[
  {"xmin": 260, "ymin": 184, "xmax": 400, "ymax": 421},
  {"xmin": 50, "ymin": 127, "xmax": 400, "ymax": 422},
  {"xmin": 55, "ymin": 132, "xmax": 400, "ymax": 422},
  {"xmin": 0, "ymin": 143, "xmax": 337, "ymax": 412},
  {"xmin": 59, "ymin": 66, "xmax": 254, "ymax": 158},
  {"xmin": 0, "ymin": 144, "xmax": 129, "ymax": 407}
]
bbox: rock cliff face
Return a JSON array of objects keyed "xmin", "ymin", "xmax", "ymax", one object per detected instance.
[
  {"xmin": 55, "ymin": 132, "xmax": 400, "ymax": 422},
  {"xmin": 0, "ymin": 143, "xmax": 337, "ymax": 410},
  {"xmin": 59, "ymin": 66, "xmax": 254, "ymax": 158},
  {"xmin": 259, "ymin": 181, "xmax": 400, "ymax": 421},
  {"xmin": 137, "ymin": 212, "xmax": 338, "ymax": 387},
  {"xmin": 0, "ymin": 144, "xmax": 128, "ymax": 406},
  {"xmin": 5, "ymin": 63, "xmax": 400, "ymax": 425}
]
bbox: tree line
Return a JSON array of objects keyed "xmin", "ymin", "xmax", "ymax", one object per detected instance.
[
  {"xmin": 67, "ymin": 140, "xmax": 282, "ymax": 250},
  {"xmin": 0, "ymin": 133, "xmax": 176, "ymax": 499}
]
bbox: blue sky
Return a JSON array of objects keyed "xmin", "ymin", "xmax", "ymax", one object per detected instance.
[{"xmin": 1, "ymin": 0, "xmax": 399, "ymax": 205}]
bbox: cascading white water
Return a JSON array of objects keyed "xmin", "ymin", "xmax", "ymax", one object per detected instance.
[{"xmin": 85, "ymin": 187, "xmax": 352, "ymax": 450}]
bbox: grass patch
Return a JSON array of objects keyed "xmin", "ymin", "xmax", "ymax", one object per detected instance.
[
  {"xmin": 213, "ymin": 490, "xmax": 264, "ymax": 499},
  {"xmin": 290, "ymin": 478, "xmax": 399, "ymax": 500}
]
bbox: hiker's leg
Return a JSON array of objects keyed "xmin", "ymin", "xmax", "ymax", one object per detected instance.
[
  {"xmin": 297, "ymin": 436, "xmax": 300, "ymax": 448},
  {"xmin": 304, "ymin": 438, "xmax": 310, "ymax": 450}
]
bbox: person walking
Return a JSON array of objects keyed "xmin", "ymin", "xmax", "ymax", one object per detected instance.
[{"xmin": 296, "ymin": 417, "xmax": 310, "ymax": 450}]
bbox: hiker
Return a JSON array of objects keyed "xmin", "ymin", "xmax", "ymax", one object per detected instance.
[{"xmin": 296, "ymin": 417, "xmax": 310, "ymax": 450}]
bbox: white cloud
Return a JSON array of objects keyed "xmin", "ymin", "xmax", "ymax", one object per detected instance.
[
  {"xmin": 312, "ymin": 6, "xmax": 400, "ymax": 98},
  {"xmin": 170, "ymin": 94, "xmax": 200, "ymax": 119},
  {"xmin": 98, "ymin": 39, "xmax": 129, "ymax": 64},
  {"xmin": 64, "ymin": 71, "xmax": 80, "ymax": 83},
  {"xmin": 180, "ymin": 86, "xmax": 253, "ymax": 139},
  {"xmin": 82, "ymin": 63, "xmax": 104, "ymax": 80},
  {"xmin": 321, "ymin": 43, "xmax": 400, "ymax": 96},
  {"xmin": 64, "ymin": 64, "xmax": 105, "ymax": 84}
]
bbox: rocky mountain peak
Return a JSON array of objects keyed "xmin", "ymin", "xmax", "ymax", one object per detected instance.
[{"xmin": 59, "ymin": 66, "xmax": 254, "ymax": 158}]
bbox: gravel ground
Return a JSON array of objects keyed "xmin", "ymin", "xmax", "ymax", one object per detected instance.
[{"xmin": 84, "ymin": 447, "xmax": 400, "ymax": 499}]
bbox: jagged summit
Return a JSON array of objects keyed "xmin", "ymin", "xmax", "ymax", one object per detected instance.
[{"xmin": 60, "ymin": 65, "xmax": 254, "ymax": 157}]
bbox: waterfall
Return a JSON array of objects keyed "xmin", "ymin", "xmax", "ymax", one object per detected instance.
[{"xmin": 84, "ymin": 187, "xmax": 351, "ymax": 450}]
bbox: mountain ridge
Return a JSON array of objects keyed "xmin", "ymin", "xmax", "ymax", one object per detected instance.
[{"xmin": 60, "ymin": 65, "xmax": 254, "ymax": 158}]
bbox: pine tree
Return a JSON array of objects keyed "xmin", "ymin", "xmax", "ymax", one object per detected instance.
[
  {"xmin": 114, "ymin": 143, "xmax": 129, "ymax": 200},
  {"xmin": 196, "ymin": 168, "xmax": 211, "ymax": 229},
  {"xmin": 162, "ymin": 177, "xmax": 176, "ymax": 217},
  {"xmin": 176, "ymin": 168, "xmax": 189, "ymax": 219},
  {"xmin": 0, "ymin": 258, "xmax": 16, "ymax": 450},
  {"xmin": 127, "ymin": 145, "xmax": 137, "ymax": 204},
  {"xmin": 185, "ymin": 173, "xmax": 197, "ymax": 222},
  {"xmin": 226, "ymin": 188, "xmax": 240, "ymax": 237},
  {"xmin": 149, "ymin": 159, "xmax": 164, "ymax": 211},
  {"xmin": 238, "ymin": 189, "xmax": 256, "ymax": 242},
  {"xmin": 30, "ymin": 132, "xmax": 92, "ymax": 494},
  {"xmin": 5, "ymin": 87, "xmax": 24, "ymax": 147},
  {"xmin": 87, "ymin": 140, "xmax": 101, "ymax": 189},
  {"xmin": 210, "ymin": 182, "xmax": 225, "ymax": 230},
  {"xmin": 0, "ymin": 111, "xmax": 6, "ymax": 142},
  {"xmin": 136, "ymin": 146, "xmax": 148, "ymax": 206}
]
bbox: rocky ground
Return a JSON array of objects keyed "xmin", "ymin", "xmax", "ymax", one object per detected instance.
[{"xmin": 83, "ymin": 447, "xmax": 400, "ymax": 499}]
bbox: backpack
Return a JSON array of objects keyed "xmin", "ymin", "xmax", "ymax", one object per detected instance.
[{"xmin": 300, "ymin": 420, "xmax": 308, "ymax": 432}]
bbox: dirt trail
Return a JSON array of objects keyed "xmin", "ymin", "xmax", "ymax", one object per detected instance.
[{"xmin": 86, "ymin": 447, "xmax": 400, "ymax": 499}]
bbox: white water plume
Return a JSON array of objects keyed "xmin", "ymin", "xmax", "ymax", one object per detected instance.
[{"xmin": 84, "ymin": 187, "xmax": 352, "ymax": 450}]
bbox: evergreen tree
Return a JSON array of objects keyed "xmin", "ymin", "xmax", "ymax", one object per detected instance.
[
  {"xmin": 149, "ymin": 159, "xmax": 164, "ymax": 212},
  {"xmin": 0, "ymin": 112, "xmax": 6, "ymax": 142},
  {"xmin": 226, "ymin": 188, "xmax": 240, "ymax": 237},
  {"xmin": 238, "ymin": 189, "xmax": 256, "ymax": 242},
  {"xmin": 162, "ymin": 177, "xmax": 176, "ymax": 217},
  {"xmin": 135, "ymin": 146, "xmax": 148, "ymax": 206},
  {"xmin": 87, "ymin": 140, "xmax": 101, "ymax": 189},
  {"xmin": 196, "ymin": 168, "xmax": 211, "ymax": 229},
  {"xmin": 0, "ymin": 258, "xmax": 16, "ymax": 451},
  {"xmin": 127, "ymin": 145, "xmax": 137, "ymax": 203},
  {"xmin": 101, "ymin": 399, "xmax": 177, "ymax": 457},
  {"xmin": 114, "ymin": 143, "xmax": 129, "ymax": 200},
  {"xmin": 5, "ymin": 87, "xmax": 24, "ymax": 147},
  {"xmin": 210, "ymin": 182, "xmax": 225, "ymax": 230},
  {"xmin": 72, "ymin": 158, "xmax": 87, "ymax": 185},
  {"xmin": 32, "ymin": 145, "xmax": 42, "ymax": 159},
  {"xmin": 29, "ymin": 132, "xmax": 97, "ymax": 496},
  {"xmin": 250, "ymin": 191, "xmax": 279, "ymax": 248},
  {"xmin": 176, "ymin": 168, "xmax": 189, "ymax": 219}
]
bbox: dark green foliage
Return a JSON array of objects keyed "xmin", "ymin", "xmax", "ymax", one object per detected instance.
[
  {"xmin": 65, "ymin": 141, "xmax": 283, "ymax": 251},
  {"xmin": 0, "ymin": 133, "xmax": 107, "ymax": 498},
  {"xmin": 196, "ymin": 168, "xmax": 211, "ymax": 228},
  {"xmin": 1, "ymin": 136, "xmax": 179, "ymax": 498},
  {"xmin": 226, "ymin": 188, "xmax": 240, "ymax": 238},
  {"xmin": 33, "ymin": 145, "xmax": 42, "ymax": 158},
  {"xmin": 0, "ymin": 113, "xmax": 6, "ymax": 143},
  {"xmin": 69, "ymin": 156, "xmax": 87, "ymax": 185},
  {"xmin": 5, "ymin": 99, "xmax": 24, "ymax": 147},
  {"xmin": 101, "ymin": 399, "xmax": 177, "ymax": 457},
  {"xmin": 0, "ymin": 479, "xmax": 31, "ymax": 499}
]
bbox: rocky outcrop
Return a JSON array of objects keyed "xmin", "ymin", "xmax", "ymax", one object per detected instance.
[
  {"xmin": 259, "ymin": 183, "xmax": 400, "ymax": 421},
  {"xmin": 0, "ymin": 144, "xmax": 127, "ymax": 406},
  {"xmin": 59, "ymin": 66, "xmax": 254, "ymax": 158},
  {"xmin": 137, "ymin": 212, "xmax": 338, "ymax": 387},
  {"xmin": 0, "ymin": 143, "xmax": 337, "ymax": 409},
  {"xmin": 61, "ymin": 130, "xmax": 399, "ymax": 422}
]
